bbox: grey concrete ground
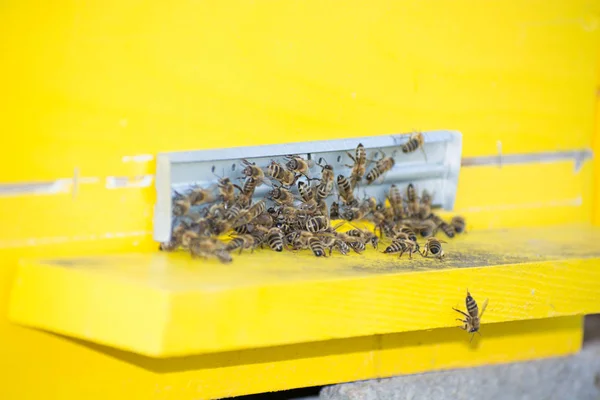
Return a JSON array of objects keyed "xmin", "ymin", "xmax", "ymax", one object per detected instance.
[{"xmin": 321, "ymin": 315, "xmax": 600, "ymax": 400}]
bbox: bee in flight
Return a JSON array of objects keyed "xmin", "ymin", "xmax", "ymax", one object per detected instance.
[{"xmin": 453, "ymin": 290, "xmax": 488, "ymax": 342}]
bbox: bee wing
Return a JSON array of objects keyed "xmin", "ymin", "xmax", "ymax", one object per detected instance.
[{"xmin": 479, "ymin": 298, "xmax": 489, "ymax": 319}]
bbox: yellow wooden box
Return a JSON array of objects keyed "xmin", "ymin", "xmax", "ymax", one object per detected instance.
[{"xmin": 1, "ymin": 1, "xmax": 600, "ymax": 399}]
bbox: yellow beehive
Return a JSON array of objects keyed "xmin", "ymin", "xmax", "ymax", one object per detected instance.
[{"xmin": 1, "ymin": 1, "xmax": 600, "ymax": 399}]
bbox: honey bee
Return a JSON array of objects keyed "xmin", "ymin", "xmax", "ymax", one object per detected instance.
[
  {"xmin": 289, "ymin": 230, "xmax": 313, "ymax": 250},
  {"xmin": 430, "ymin": 214, "xmax": 455, "ymax": 238},
  {"xmin": 346, "ymin": 229, "xmax": 379, "ymax": 249},
  {"xmin": 345, "ymin": 143, "xmax": 367, "ymax": 188},
  {"xmin": 418, "ymin": 219, "xmax": 437, "ymax": 237},
  {"xmin": 160, "ymin": 222, "xmax": 186, "ymax": 251},
  {"xmin": 232, "ymin": 200, "xmax": 267, "ymax": 228},
  {"xmin": 316, "ymin": 200, "xmax": 329, "ymax": 217},
  {"xmin": 337, "ymin": 175, "xmax": 357, "ymax": 207},
  {"xmin": 248, "ymin": 224, "xmax": 269, "ymax": 246},
  {"xmin": 382, "ymin": 239, "xmax": 418, "ymax": 259},
  {"xmin": 241, "ymin": 159, "xmax": 266, "ymax": 182},
  {"xmin": 269, "ymin": 186, "xmax": 295, "ymax": 206},
  {"xmin": 346, "ymin": 240, "xmax": 366, "ymax": 254},
  {"xmin": 305, "ymin": 215, "xmax": 330, "ymax": 233},
  {"xmin": 406, "ymin": 183, "xmax": 420, "ymax": 217},
  {"xmin": 419, "ymin": 189, "xmax": 433, "ymax": 219},
  {"xmin": 315, "ymin": 232, "xmax": 341, "ymax": 256},
  {"xmin": 252, "ymin": 212, "xmax": 274, "ymax": 228},
  {"xmin": 267, "ymin": 160, "xmax": 297, "ymax": 186},
  {"xmin": 235, "ymin": 177, "xmax": 259, "ymax": 207},
  {"xmin": 315, "ymin": 163, "xmax": 335, "ymax": 202},
  {"xmin": 173, "ymin": 197, "xmax": 191, "ymax": 217},
  {"xmin": 234, "ymin": 224, "xmax": 252, "ymax": 235},
  {"xmin": 395, "ymin": 225, "xmax": 418, "ymax": 243},
  {"xmin": 266, "ymin": 227, "xmax": 285, "ymax": 252},
  {"xmin": 298, "ymin": 181, "xmax": 315, "ymax": 203},
  {"xmin": 308, "ymin": 236, "xmax": 327, "ymax": 257},
  {"xmin": 225, "ymin": 234, "xmax": 259, "ymax": 254},
  {"xmin": 362, "ymin": 197, "xmax": 378, "ymax": 213},
  {"xmin": 366, "ymin": 151, "xmax": 395, "ymax": 185},
  {"xmin": 214, "ymin": 175, "xmax": 239, "ymax": 206},
  {"xmin": 330, "ymin": 201, "xmax": 341, "ymax": 219},
  {"xmin": 387, "ymin": 184, "xmax": 405, "ymax": 219},
  {"xmin": 285, "ymin": 155, "xmax": 312, "ymax": 178},
  {"xmin": 367, "ymin": 204, "xmax": 388, "ymax": 237},
  {"xmin": 401, "ymin": 131, "xmax": 426, "ymax": 159},
  {"xmin": 225, "ymin": 204, "xmax": 243, "ymax": 221},
  {"xmin": 189, "ymin": 237, "xmax": 231, "ymax": 263},
  {"xmin": 453, "ymin": 291, "xmax": 488, "ymax": 341},
  {"xmin": 342, "ymin": 206, "xmax": 366, "ymax": 221},
  {"xmin": 421, "ymin": 237, "xmax": 446, "ymax": 260},
  {"xmin": 187, "ymin": 186, "xmax": 216, "ymax": 206},
  {"xmin": 451, "ymin": 216, "xmax": 466, "ymax": 234}
]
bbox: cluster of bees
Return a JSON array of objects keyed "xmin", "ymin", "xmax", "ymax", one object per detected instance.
[{"xmin": 160, "ymin": 132, "xmax": 466, "ymax": 263}]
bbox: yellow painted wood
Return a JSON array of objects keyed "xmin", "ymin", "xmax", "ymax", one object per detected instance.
[
  {"xmin": 1, "ymin": 1, "xmax": 599, "ymax": 398},
  {"xmin": 0, "ymin": 313, "xmax": 582, "ymax": 400},
  {"xmin": 9, "ymin": 225, "xmax": 600, "ymax": 357},
  {"xmin": 593, "ymin": 90, "xmax": 600, "ymax": 225},
  {"xmin": 1, "ymin": 1, "xmax": 599, "ymax": 183}
]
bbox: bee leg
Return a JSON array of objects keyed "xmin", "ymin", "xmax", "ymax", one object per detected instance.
[
  {"xmin": 453, "ymin": 308, "xmax": 470, "ymax": 318},
  {"xmin": 345, "ymin": 152, "xmax": 356, "ymax": 163},
  {"xmin": 420, "ymin": 146, "xmax": 428, "ymax": 163},
  {"xmin": 238, "ymin": 248, "xmax": 244, "ymax": 255},
  {"xmin": 398, "ymin": 250, "xmax": 404, "ymax": 258}
]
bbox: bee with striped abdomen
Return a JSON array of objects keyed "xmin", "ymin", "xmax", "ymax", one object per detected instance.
[
  {"xmin": 305, "ymin": 215, "xmax": 330, "ymax": 233},
  {"xmin": 233, "ymin": 200, "xmax": 267, "ymax": 228},
  {"xmin": 345, "ymin": 143, "xmax": 367, "ymax": 188},
  {"xmin": 315, "ymin": 162, "xmax": 335, "ymax": 202},
  {"xmin": 394, "ymin": 225, "xmax": 418, "ymax": 243},
  {"xmin": 346, "ymin": 228, "xmax": 379, "ymax": 249},
  {"xmin": 387, "ymin": 184, "xmax": 405, "ymax": 220},
  {"xmin": 406, "ymin": 183, "xmax": 420, "ymax": 217},
  {"xmin": 235, "ymin": 176, "xmax": 259, "ymax": 207},
  {"xmin": 401, "ymin": 131, "xmax": 426, "ymax": 161},
  {"xmin": 430, "ymin": 214, "xmax": 455, "ymax": 238},
  {"xmin": 285, "ymin": 155, "xmax": 312, "ymax": 178},
  {"xmin": 453, "ymin": 290, "xmax": 488, "ymax": 341},
  {"xmin": 451, "ymin": 216, "xmax": 466, "ymax": 234},
  {"xmin": 382, "ymin": 238, "xmax": 418, "ymax": 259},
  {"xmin": 267, "ymin": 160, "xmax": 297, "ymax": 186},
  {"xmin": 337, "ymin": 175, "xmax": 358, "ymax": 207},
  {"xmin": 241, "ymin": 159, "xmax": 267, "ymax": 183},
  {"xmin": 418, "ymin": 219, "xmax": 437, "ymax": 237},
  {"xmin": 421, "ymin": 237, "xmax": 446, "ymax": 260},
  {"xmin": 330, "ymin": 201, "xmax": 340, "ymax": 219},
  {"xmin": 268, "ymin": 186, "xmax": 295, "ymax": 206},
  {"xmin": 266, "ymin": 227, "xmax": 285, "ymax": 252},
  {"xmin": 225, "ymin": 234, "xmax": 259, "ymax": 254},
  {"xmin": 298, "ymin": 180, "xmax": 318, "ymax": 212},
  {"xmin": 308, "ymin": 236, "xmax": 328, "ymax": 257},
  {"xmin": 366, "ymin": 151, "xmax": 395, "ymax": 185}
]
